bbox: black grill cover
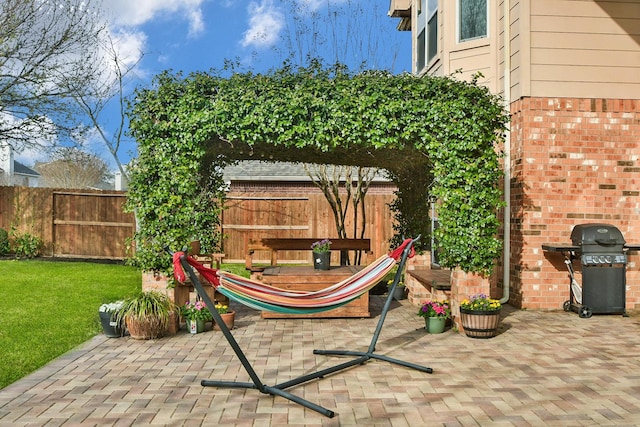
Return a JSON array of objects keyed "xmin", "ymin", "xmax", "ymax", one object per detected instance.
[{"xmin": 570, "ymin": 223, "xmax": 626, "ymax": 252}]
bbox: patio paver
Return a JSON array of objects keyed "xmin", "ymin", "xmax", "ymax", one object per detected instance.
[{"xmin": 1, "ymin": 297, "xmax": 640, "ymax": 426}]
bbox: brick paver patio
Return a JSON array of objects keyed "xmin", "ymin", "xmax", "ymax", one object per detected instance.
[{"xmin": 1, "ymin": 297, "xmax": 640, "ymax": 426}]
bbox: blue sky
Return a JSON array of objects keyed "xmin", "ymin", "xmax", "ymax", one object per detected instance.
[{"xmin": 16, "ymin": 0, "xmax": 412, "ymax": 170}]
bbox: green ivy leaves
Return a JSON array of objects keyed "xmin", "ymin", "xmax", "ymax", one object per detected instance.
[{"xmin": 126, "ymin": 62, "xmax": 508, "ymax": 275}]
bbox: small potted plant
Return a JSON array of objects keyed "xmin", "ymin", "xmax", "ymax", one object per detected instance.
[
  {"xmin": 114, "ymin": 291, "xmax": 176, "ymax": 340},
  {"xmin": 180, "ymin": 300, "xmax": 213, "ymax": 334},
  {"xmin": 213, "ymin": 302, "xmax": 235, "ymax": 331},
  {"xmin": 459, "ymin": 294, "xmax": 502, "ymax": 338},
  {"xmin": 417, "ymin": 300, "xmax": 451, "ymax": 333},
  {"xmin": 388, "ymin": 278, "xmax": 406, "ymax": 300},
  {"xmin": 98, "ymin": 300, "xmax": 125, "ymax": 338},
  {"xmin": 311, "ymin": 238, "xmax": 332, "ymax": 270}
]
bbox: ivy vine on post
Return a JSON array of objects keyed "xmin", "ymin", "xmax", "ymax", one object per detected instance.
[{"xmin": 126, "ymin": 61, "xmax": 508, "ymax": 276}]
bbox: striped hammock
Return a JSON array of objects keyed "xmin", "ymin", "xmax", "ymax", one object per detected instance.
[{"xmin": 172, "ymin": 239, "xmax": 414, "ymax": 315}]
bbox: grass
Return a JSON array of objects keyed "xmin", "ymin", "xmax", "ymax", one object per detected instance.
[
  {"xmin": 0, "ymin": 260, "xmax": 249, "ymax": 390},
  {"xmin": 0, "ymin": 260, "xmax": 141, "ymax": 389}
]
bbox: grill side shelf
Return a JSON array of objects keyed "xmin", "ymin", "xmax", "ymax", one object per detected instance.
[{"xmin": 542, "ymin": 244, "xmax": 580, "ymax": 252}]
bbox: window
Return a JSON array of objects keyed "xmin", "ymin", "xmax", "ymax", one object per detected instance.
[
  {"xmin": 417, "ymin": 30, "xmax": 425, "ymax": 71},
  {"xmin": 459, "ymin": 0, "xmax": 487, "ymax": 42},
  {"xmin": 416, "ymin": 0, "xmax": 437, "ymax": 72},
  {"xmin": 426, "ymin": 0, "xmax": 438, "ymax": 63}
]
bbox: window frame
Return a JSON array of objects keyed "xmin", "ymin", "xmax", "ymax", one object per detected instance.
[{"xmin": 457, "ymin": 0, "xmax": 489, "ymax": 43}]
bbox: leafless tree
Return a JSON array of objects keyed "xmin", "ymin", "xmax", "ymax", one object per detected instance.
[
  {"xmin": 276, "ymin": 0, "xmax": 402, "ymax": 71},
  {"xmin": 35, "ymin": 147, "xmax": 110, "ymax": 189},
  {"xmin": 0, "ymin": 0, "xmax": 106, "ymax": 152},
  {"xmin": 66, "ymin": 34, "xmax": 143, "ymax": 182},
  {"xmin": 305, "ymin": 164, "xmax": 378, "ymax": 264}
]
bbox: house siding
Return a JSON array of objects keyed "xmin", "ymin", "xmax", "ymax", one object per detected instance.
[
  {"xmin": 394, "ymin": 0, "xmax": 640, "ymax": 312},
  {"xmin": 528, "ymin": 0, "xmax": 640, "ymax": 98}
]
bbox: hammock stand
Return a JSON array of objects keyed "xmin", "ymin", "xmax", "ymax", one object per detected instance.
[{"xmin": 172, "ymin": 237, "xmax": 431, "ymax": 418}]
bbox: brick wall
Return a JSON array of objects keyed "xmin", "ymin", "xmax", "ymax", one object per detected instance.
[{"xmin": 509, "ymin": 97, "xmax": 640, "ymax": 310}]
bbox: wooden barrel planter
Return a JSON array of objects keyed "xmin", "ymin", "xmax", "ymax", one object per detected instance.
[{"xmin": 459, "ymin": 308, "xmax": 501, "ymax": 338}]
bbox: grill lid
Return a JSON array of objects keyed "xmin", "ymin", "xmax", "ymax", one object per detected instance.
[{"xmin": 570, "ymin": 223, "xmax": 626, "ymax": 247}]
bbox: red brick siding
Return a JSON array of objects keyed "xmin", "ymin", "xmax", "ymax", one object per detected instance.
[{"xmin": 509, "ymin": 97, "xmax": 640, "ymax": 310}]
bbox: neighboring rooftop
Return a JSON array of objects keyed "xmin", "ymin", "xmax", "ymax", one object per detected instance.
[{"xmin": 223, "ymin": 161, "xmax": 391, "ymax": 182}]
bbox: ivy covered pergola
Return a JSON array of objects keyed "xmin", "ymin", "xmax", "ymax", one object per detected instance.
[{"xmin": 126, "ymin": 62, "xmax": 509, "ymax": 275}]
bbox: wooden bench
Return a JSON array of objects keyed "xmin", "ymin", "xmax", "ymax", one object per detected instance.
[
  {"xmin": 408, "ymin": 269, "xmax": 452, "ymax": 291},
  {"xmin": 246, "ymin": 238, "xmax": 371, "ymax": 271},
  {"xmin": 405, "ymin": 268, "xmax": 451, "ymax": 303}
]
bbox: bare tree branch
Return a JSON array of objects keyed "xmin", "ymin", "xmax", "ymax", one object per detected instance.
[{"xmin": 0, "ymin": 0, "xmax": 106, "ymax": 152}]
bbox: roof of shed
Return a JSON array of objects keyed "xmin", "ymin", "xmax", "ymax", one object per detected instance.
[{"xmin": 223, "ymin": 161, "xmax": 390, "ymax": 182}]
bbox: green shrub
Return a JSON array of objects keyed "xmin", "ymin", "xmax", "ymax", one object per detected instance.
[
  {"xmin": 0, "ymin": 228, "xmax": 9, "ymax": 255},
  {"xmin": 12, "ymin": 232, "xmax": 42, "ymax": 259}
]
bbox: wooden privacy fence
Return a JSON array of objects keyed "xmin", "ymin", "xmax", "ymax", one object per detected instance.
[
  {"xmin": 222, "ymin": 184, "xmax": 396, "ymax": 264},
  {"xmin": 0, "ymin": 184, "xmax": 397, "ymax": 262},
  {"xmin": 0, "ymin": 186, "xmax": 134, "ymax": 259}
]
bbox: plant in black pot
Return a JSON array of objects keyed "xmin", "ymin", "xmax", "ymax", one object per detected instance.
[
  {"xmin": 388, "ymin": 278, "xmax": 407, "ymax": 300},
  {"xmin": 311, "ymin": 238, "xmax": 332, "ymax": 270},
  {"xmin": 114, "ymin": 291, "xmax": 176, "ymax": 340},
  {"xmin": 98, "ymin": 301, "xmax": 125, "ymax": 338}
]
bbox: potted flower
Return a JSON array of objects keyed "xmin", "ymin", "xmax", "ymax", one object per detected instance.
[
  {"xmin": 114, "ymin": 291, "xmax": 176, "ymax": 340},
  {"xmin": 180, "ymin": 300, "xmax": 213, "ymax": 334},
  {"xmin": 417, "ymin": 300, "xmax": 451, "ymax": 333},
  {"xmin": 311, "ymin": 238, "xmax": 332, "ymax": 270},
  {"xmin": 98, "ymin": 301, "xmax": 124, "ymax": 338},
  {"xmin": 213, "ymin": 302, "xmax": 235, "ymax": 331},
  {"xmin": 459, "ymin": 294, "xmax": 502, "ymax": 338},
  {"xmin": 388, "ymin": 278, "xmax": 406, "ymax": 300}
]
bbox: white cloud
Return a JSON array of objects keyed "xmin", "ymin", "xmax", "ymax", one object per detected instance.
[
  {"xmin": 103, "ymin": 0, "xmax": 207, "ymax": 37},
  {"xmin": 241, "ymin": 0, "xmax": 285, "ymax": 49}
]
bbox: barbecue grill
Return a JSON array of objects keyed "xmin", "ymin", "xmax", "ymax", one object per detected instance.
[{"xmin": 543, "ymin": 223, "xmax": 640, "ymax": 318}]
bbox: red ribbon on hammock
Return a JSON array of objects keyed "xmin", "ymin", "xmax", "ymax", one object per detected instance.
[
  {"xmin": 173, "ymin": 251, "xmax": 220, "ymax": 287},
  {"xmin": 388, "ymin": 238, "xmax": 415, "ymax": 261}
]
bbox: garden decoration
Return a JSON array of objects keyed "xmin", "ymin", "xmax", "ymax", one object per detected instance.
[
  {"xmin": 417, "ymin": 300, "xmax": 451, "ymax": 334},
  {"xmin": 459, "ymin": 294, "xmax": 502, "ymax": 338},
  {"xmin": 169, "ymin": 236, "xmax": 431, "ymax": 418}
]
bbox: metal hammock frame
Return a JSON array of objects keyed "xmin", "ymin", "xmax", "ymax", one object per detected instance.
[{"xmin": 172, "ymin": 236, "xmax": 432, "ymax": 418}]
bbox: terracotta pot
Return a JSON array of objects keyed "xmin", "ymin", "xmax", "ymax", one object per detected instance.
[
  {"xmin": 213, "ymin": 311, "xmax": 236, "ymax": 331},
  {"xmin": 125, "ymin": 317, "xmax": 166, "ymax": 340}
]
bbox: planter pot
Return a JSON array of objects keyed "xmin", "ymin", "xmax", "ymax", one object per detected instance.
[
  {"xmin": 392, "ymin": 286, "xmax": 406, "ymax": 300},
  {"xmin": 186, "ymin": 319, "xmax": 206, "ymax": 334},
  {"xmin": 426, "ymin": 316, "xmax": 446, "ymax": 334},
  {"xmin": 99, "ymin": 311, "xmax": 123, "ymax": 338},
  {"xmin": 459, "ymin": 308, "xmax": 501, "ymax": 338},
  {"xmin": 213, "ymin": 311, "xmax": 236, "ymax": 331},
  {"xmin": 313, "ymin": 252, "xmax": 331, "ymax": 270},
  {"xmin": 125, "ymin": 317, "xmax": 166, "ymax": 340}
]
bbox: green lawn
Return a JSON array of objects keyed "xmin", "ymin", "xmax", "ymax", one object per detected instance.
[{"xmin": 0, "ymin": 260, "xmax": 141, "ymax": 389}]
